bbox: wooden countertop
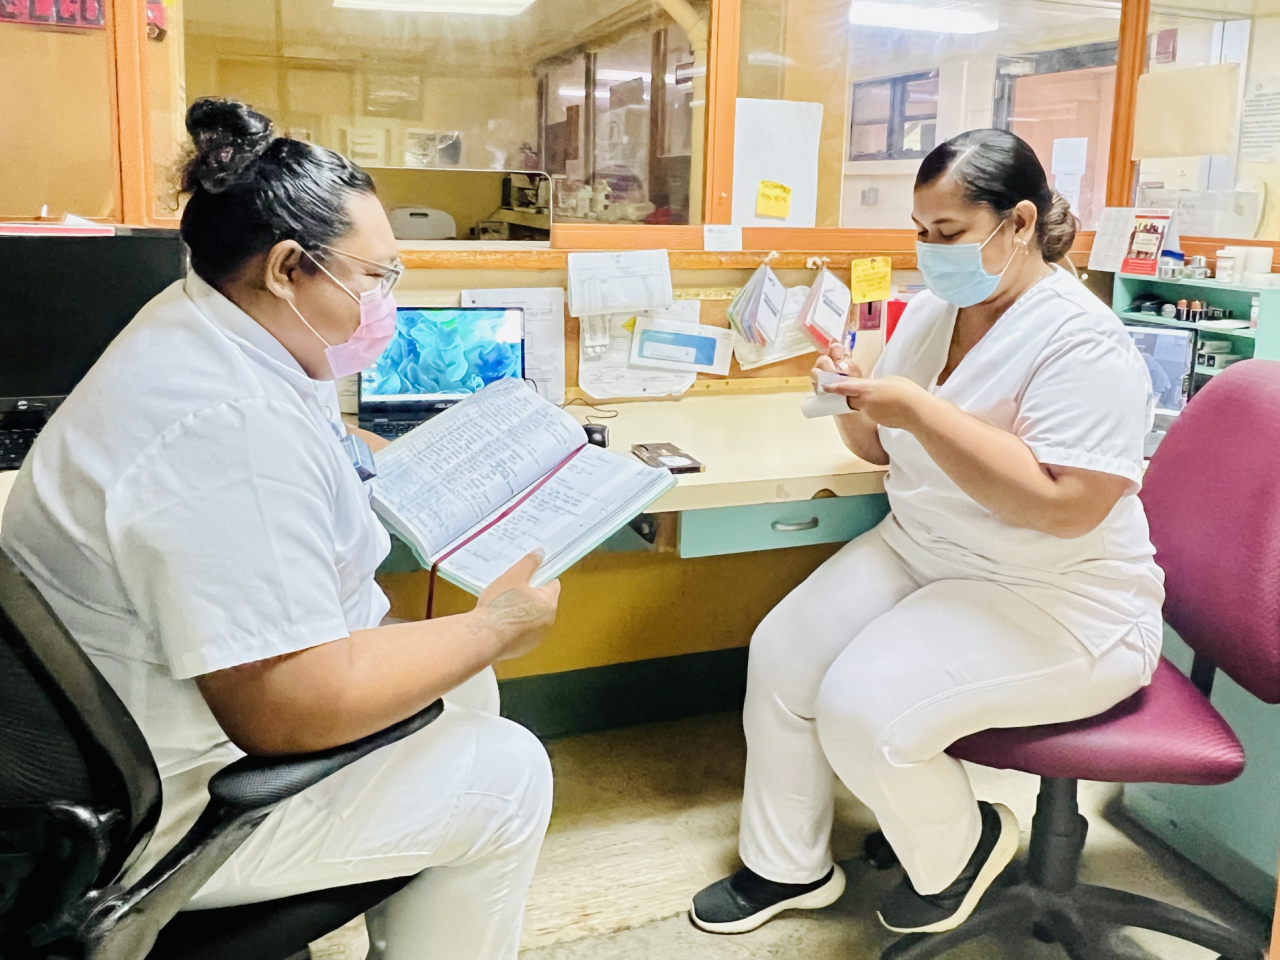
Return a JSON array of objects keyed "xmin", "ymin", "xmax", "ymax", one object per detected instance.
[{"xmin": 566, "ymin": 391, "xmax": 886, "ymax": 512}]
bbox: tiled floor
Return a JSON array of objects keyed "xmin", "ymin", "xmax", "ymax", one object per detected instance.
[{"xmin": 312, "ymin": 711, "xmax": 1269, "ymax": 960}]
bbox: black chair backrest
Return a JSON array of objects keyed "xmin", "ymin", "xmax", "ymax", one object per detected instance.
[{"xmin": 0, "ymin": 548, "xmax": 161, "ymax": 888}]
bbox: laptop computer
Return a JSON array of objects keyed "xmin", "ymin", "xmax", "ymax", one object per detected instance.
[
  {"xmin": 1124, "ymin": 324, "xmax": 1194, "ymax": 457},
  {"xmin": 358, "ymin": 306, "xmax": 525, "ymax": 439},
  {"xmin": 0, "ymin": 231, "xmax": 187, "ymax": 470}
]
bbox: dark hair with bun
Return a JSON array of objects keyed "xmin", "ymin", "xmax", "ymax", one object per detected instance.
[
  {"xmin": 915, "ymin": 129, "xmax": 1077, "ymax": 264},
  {"xmin": 179, "ymin": 98, "xmax": 376, "ymax": 285}
]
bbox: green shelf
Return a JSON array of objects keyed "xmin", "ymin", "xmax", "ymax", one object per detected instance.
[
  {"xmin": 1117, "ymin": 273, "xmax": 1274, "ymax": 296},
  {"xmin": 1117, "ymin": 311, "xmax": 1257, "ymax": 339}
]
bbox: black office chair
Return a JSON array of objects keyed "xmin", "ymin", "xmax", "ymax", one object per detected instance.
[{"xmin": 0, "ymin": 548, "xmax": 443, "ymax": 960}]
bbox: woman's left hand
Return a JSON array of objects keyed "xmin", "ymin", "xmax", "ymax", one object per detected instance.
[{"xmin": 821, "ymin": 375, "xmax": 934, "ymax": 430}]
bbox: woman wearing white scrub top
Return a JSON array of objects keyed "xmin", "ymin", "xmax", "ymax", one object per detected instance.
[
  {"xmin": 692, "ymin": 130, "xmax": 1163, "ymax": 936},
  {"xmin": 0, "ymin": 99, "xmax": 559, "ymax": 960}
]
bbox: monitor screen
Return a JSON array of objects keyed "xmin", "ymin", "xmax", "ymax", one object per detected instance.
[
  {"xmin": 361, "ymin": 307, "xmax": 524, "ymax": 402},
  {"xmin": 1125, "ymin": 325, "xmax": 1193, "ymax": 415},
  {"xmin": 0, "ymin": 232, "xmax": 186, "ymax": 404}
]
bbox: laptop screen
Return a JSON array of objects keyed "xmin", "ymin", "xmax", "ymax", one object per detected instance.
[
  {"xmin": 1124, "ymin": 325, "xmax": 1193, "ymax": 416},
  {"xmin": 361, "ymin": 307, "xmax": 524, "ymax": 404}
]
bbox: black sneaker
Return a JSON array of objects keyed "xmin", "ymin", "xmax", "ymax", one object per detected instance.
[
  {"xmin": 690, "ymin": 864, "xmax": 847, "ymax": 934},
  {"xmin": 877, "ymin": 801, "xmax": 1018, "ymax": 934}
]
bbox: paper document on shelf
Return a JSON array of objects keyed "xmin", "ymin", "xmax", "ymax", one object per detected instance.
[
  {"xmin": 567, "ymin": 250, "xmax": 673, "ymax": 317},
  {"xmin": 734, "ymin": 286, "xmax": 817, "ymax": 370},
  {"xmin": 703, "ymin": 224, "xmax": 743, "ymax": 251},
  {"xmin": 462, "ymin": 287, "xmax": 566, "ymax": 404},
  {"xmin": 1088, "ymin": 207, "xmax": 1135, "ymax": 273},
  {"xmin": 577, "ymin": 305, "xmax": 699, "ymax": 399}
]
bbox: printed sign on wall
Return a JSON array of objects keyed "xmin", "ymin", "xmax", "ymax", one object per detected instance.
[{"xmin": 0, "ymin": 0, "xmax": 106, "ymax": 28}]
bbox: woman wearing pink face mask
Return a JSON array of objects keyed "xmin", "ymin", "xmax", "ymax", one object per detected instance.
[{"xmin": 0, "ymin": 99, "xmax": 557, "ymax": 960}]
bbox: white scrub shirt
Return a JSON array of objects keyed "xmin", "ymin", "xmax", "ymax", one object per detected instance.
[
  {"xmin": 1, "ymin": 272, "xmax": 391, "ymax": 864},
  {"xmin": 872, "ymin": 267, "xmax": 1165, "ymax": 665}
]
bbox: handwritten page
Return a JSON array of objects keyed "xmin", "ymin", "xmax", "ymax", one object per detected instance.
[
  {"xmin": 756, "ymin": 181, "xmax": 792, "ymax": 219},
  {"xmin": 438, "ymin": 445, "xmax": 660, "ymax": 588},
  {"xmin": 577, "ymin": 304, "xmax": 699, "ymax": 399},
  {"xmin": 567, "ymin": 250, "xmax": 673, "ymax": 318},
  {"xmin": 848, "ymin": 256, "xmax": 892, "ymax": 304},
  {"xmin": 462, "ymin": 287, "xmax": 566, "ymax": 404},
  {"xmin": 373, "ymin": 380, "xmax": 582, "ymax": 557}
]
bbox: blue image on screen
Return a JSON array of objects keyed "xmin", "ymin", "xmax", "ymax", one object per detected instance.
[{"xmin": 363, "ymin": 308, "xmax": 522, "ymax": 399}]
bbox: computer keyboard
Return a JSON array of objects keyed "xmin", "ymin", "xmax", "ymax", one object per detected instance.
[
  {"xmin": 0, "ymin": 427, "xmax": 40, "ymax": 470},
  {"xmin": 366, "ymin": 420, "xmax": 421, "ymax": 439}
]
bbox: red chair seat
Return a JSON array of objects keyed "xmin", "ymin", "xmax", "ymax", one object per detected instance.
[{"xmin": 948, "ymin": 659, "xmax": 1244, "ymax": 786}]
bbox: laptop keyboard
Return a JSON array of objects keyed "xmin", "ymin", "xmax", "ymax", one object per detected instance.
[
  {"xmin": 366, "ymin": 420, "xmax": 421, "ymax": 439},
  {"xmin": 0, "ymin": 427, "xmax": 40, "ymax": 471}
]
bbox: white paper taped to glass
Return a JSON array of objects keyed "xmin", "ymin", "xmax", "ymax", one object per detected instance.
[{"xmin": 629, "ymin": 318, "xmax": 735, "ymax": 375}]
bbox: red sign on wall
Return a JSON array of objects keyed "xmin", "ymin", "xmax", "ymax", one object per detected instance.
[{"xmin": 0, "ymin": 0, "xmax": 105, "ymax": 28}]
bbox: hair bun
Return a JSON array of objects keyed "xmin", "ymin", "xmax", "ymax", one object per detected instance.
[
  {"xmin": 1039, "ymin": 190, "xmax": 1079, "ymax": 263},
  {"xmin": 183, "ymin": 98, "xmax": 275, "ymax": 195}
]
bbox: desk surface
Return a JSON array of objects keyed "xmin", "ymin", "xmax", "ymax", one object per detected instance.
[
  {"xmin": 567, "ymin": 392, "xmax": 885, "ymax": 512},
  {"xmin": 0, "ymin": 394, "xmax": 885, "ymax": 526}
]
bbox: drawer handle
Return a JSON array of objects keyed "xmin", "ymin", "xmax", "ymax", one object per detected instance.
[{"xmin": 772, "ymin": 517, "xmax": 819, "ymax": 532}]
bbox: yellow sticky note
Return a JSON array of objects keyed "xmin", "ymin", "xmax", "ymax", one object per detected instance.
[
  {"xmin": 622, "ymin": 316, "xmax": 637, "ymax": 333},
  {"xmin": 755, "ymin": 180, "xmax": 792, "ymax": 220},
  {"xmin": 848, "ymin": 256, "xmax": 892, "ymax": 304}
]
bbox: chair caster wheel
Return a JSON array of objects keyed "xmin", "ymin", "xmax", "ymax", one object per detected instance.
[
  {"xmin": 863, "ymin": 831, "xmax": 899, "ymax": 870},
  {"xmin": 1032, "ymin": 922, "xmax": 1055, "ymax": 944}
]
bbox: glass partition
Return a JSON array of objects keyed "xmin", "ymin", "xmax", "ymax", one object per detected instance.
[
  {"xmin": 0, "ymin": 7, "xmax": 120, "ymax": 220},
  {"xmin": 165, "ymin": 0, "xmax": 706, "ymax": 228},
  {"xmin": 739, "ymin": 0, "xmax": 1122, "ymax": 230},
  {"xmin": 1133, "ymin": 0, "xmax": 1277, "ymax": 241}
]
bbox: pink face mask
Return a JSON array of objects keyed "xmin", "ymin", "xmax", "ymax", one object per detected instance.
[{"xmin": 287, "ymin": 250, "xmax": 400, "ymax": 380}]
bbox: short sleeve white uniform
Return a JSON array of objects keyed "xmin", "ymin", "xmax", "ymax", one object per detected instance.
[
  {"xmin": 872, "ymin": 266, "xmax": 1165, "ymax": 663},
  {"xmin": 1, "ymin": 274, "xmax": 551, "ymax": 960},
  {"xmin": 736, "ymin": 267, "xmax": 1167, "ymax": 900}
]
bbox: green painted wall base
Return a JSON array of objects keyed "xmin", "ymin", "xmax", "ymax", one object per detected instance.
[{"xmin": 498, "ymin": 647, "xmax": 749, "ymax": 740}]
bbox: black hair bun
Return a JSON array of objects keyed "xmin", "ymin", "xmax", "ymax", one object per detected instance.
[{"xmin": 182, "ymin": 98, "xmax": 275, "ymax": 195}]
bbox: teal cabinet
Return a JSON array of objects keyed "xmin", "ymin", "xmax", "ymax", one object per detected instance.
[{"xmin": 678, "ymin": 494, "xmax": 890, "ymax": 559}]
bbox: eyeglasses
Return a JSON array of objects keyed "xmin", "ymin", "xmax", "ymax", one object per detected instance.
[{"xmin": 318, "ymin": 244, "xmax": 405, "ymax": 298}]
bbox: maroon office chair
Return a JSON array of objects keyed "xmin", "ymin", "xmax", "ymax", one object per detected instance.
[{"xmin": 878, "ymin": 359, "xmax": 1280, "ymax": 960}]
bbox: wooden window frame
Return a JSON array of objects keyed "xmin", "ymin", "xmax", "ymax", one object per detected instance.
[{"xmin": 101, "ymin": 0, "xmax": 1280, "ymax": 266}]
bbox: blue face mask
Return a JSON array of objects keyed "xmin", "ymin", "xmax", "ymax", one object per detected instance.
[{"xmin": 915, "ymin": 218, "xmax": 1015, "ymax": 308}]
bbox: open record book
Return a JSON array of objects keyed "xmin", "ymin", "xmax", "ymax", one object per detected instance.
[{"xmin": 371, "ymin": 379, "xmax": 677, "ymax": 595}]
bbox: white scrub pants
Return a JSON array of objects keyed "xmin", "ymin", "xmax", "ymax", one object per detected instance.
[
  {"xmin": 738, "ymin": 524, "xmax": 1149, "ymax": 896},
  {"xmin": 186, "ymin": 669, "xmax": 552, "ymax": 960}
]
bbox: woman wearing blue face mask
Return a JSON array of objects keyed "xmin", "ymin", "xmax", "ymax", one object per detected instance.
[{"xmin": 692, "ymin": 130, "xmax": 1162, "ymax": 937}]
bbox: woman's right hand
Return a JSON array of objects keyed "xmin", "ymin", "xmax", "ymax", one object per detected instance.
[
  {"xmin": 810, "ymin": 341, "xmax": 863, "ymax": 387},
  {"xmin": 473, "ymin": 551, "xmax": 561, "ymax": 661}
]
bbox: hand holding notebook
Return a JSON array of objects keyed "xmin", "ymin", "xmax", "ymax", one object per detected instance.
[{"xmin": 371, "ymin": 379, "xmax": 676, "ymax": 595}]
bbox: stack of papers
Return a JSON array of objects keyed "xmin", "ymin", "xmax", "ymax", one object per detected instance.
[
  {"xmin": 578, "ymin": 302, "xmax": 703, "ymax": 399},
  {"xmin": 726, "ymin": 263, "xmax": 785, "ymax": 345},
  {"xmin": 797, "ymin": 268, "xmax": 852, "ymax": 349}
]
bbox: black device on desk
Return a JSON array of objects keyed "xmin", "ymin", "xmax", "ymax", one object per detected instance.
[
  {"xmin": 358, "ymin": 306, "xmax": 525, "ymax": 438},
  {"xmin": 0, "ymin": 231, "xmax": 187, "ymax": 470}
]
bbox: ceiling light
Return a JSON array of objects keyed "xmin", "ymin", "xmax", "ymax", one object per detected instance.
[
  {"xmin": 335, "ymin": 0, "xmax": 536, "ymax": 15},
  {"xmin": 847, "ymin": 0, "xmax": 997, "ymax": 33}
]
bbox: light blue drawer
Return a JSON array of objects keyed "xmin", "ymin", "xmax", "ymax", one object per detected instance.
[{"xmin": 678, "ymin": 494, "xmax": 889, "ymax": 559}]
